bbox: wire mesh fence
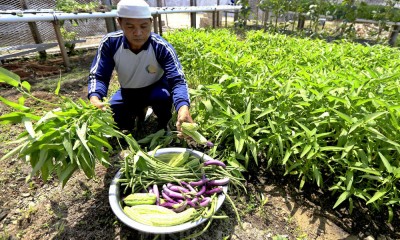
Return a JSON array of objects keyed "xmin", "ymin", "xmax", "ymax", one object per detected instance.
[{"xmin": 0, "ymin": 0, "xmax": 108, "ymax": 56}]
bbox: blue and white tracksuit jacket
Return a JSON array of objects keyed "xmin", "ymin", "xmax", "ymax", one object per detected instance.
[{"xmin": 87, "ymin": 31, "xmax": 190, "ymax": 130}]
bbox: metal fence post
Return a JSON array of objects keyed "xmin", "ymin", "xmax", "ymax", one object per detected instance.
[
  {"xmin": 216, "ymin": 0, "xmax": 220, "ymax": 27},
  {"xmin": 101, "ymin": 0, "xmax": 116, "ymax": 32},
  {"xmin": 388, "ymin": 24, "xmax": 399, "ymax": 46},
  {"xmin": 190, "ymin": 0, "xmax": 197, "ymax": 28},
  {"xmin": 157, "ymin": 0, "xmax": 163, "ymax": 35},
  {"xmin": 153, "ymin": 14, "xmax": 159, "ymax": 34}
]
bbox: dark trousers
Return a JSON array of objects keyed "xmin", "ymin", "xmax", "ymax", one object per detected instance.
[{"xmin": 109, "ymin": 80, "xmax": 173, "ymax": 131}]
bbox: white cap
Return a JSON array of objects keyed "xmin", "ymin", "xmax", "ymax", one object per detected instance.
[{"xmin": 117, "ymin": 0, "xmax": 152, "ymax": 19}]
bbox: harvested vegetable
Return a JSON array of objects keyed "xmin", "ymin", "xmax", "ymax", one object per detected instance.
[
  {"xmin": 128, "ymin": 205, "xmax": 176, "ymax": 215},
  {"xmin": 181, "ymin": 122, "xmax": 213, "ymax": 147},
  {"xmin": 118, "ymin": 147, "xmax": 245, "ymax": 232},
  {"xmin": 123, "ymin": 193, "xmax": 157, "ymax": 206}
]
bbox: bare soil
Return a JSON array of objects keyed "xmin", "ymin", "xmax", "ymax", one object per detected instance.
[{"xmin": 0, "ymin": 50, "xmax": 398, "ymax": 240}]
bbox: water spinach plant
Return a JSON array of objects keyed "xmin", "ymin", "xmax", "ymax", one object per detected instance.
[
  {"xmin": 165, "ymin": 28, "xmax": 400, "ymax": 223},
  {"xmin": 0, "ymin": 67, "xmax": 124, "ymax": 186}
]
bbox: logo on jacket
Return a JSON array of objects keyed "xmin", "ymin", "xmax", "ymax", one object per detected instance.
[{"xmin": 146, "ymin": 64, "xmax": 157, "ymax": 74}]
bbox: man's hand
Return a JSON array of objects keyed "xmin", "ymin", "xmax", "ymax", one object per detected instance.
[
  {"xmin": 176, "ymin": 105, "xmax": 193, "ymax": 137},
  {"xmin": 90, "ymin": 96, "xmax": 107, "ymax": 111}
]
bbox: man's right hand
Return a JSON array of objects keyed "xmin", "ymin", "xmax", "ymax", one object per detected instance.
[{"xmin": 90, "ymin": 96, "xmax": 107, "ymax": 111}]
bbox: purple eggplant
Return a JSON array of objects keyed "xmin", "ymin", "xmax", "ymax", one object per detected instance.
[
  {"xmin": 199, "ymin": 197, "xmax": 212, "ymax": 207},
  {"xmin": 162, "ymin": 191, "xmax": 178, "ymax": 203},
  {"xmin": 186, "ymin": 197, "xmax": 199, "ymax": 207},
  {"xmin": 153, "ymin": 184, "xmax": 160, "ymax": 205},
  {"xmin": 160, "ymin": 201, "xmax": 181, "ymax": 208},
  {"xmin": 203, "ymin": 159, "xmax": 226, "ymax": 168},
  {"xmin": 181, "ymin": 181, "xmax": 197, "ymax": 195},
  {"xmin": 205, "ymin": 186, "xmax": 223, "ymax": 195},
  {"xmin": 196, "ymin": 185, "xmax": 207, "ymax": 196},
  {"xmin": 167, "ymin": 183, "xmax": 189, "ymax": 193},
  {"xmin": 207, "ymin": 178, "xmax": 230, "ymax": 186},
  {"xmin": 173, "ymin": 201, "xmax": 187, "ymax": 213},
  {"xmin": 206, "ymin": 141, "xmax": 214, "ymax": 147},
  {"xmin": 189, "ymin": 175, "xmax": 209, "ymax": 187},
  {"xmin": 162, "ymin": 184, "xmax": 185, "ymax": 200}
]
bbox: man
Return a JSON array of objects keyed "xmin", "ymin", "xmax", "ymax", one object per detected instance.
[{"xmin": 88, "ymin": 0, "xmax": 193, "ymax": 134}]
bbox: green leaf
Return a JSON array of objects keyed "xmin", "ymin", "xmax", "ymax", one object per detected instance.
[
  {"xmin": 0, "ymin": 144, "xmax": 25, "ymax": 161},
  {"xmin": 378, "ymin": 152, "xmax": 393, "ymax": 173},
  {"xmin": 300, "ymin": 144, "xmax": 312, "ymax": 158},
  {"xmin": 0, "ymin": 96, "xmax": 30, "ymax": 112},
  {"xmin": 333, "ymin": 191, "xmax": 351, "ymax": 209},
  {"xmin": 256, "ymin": 107, "xmax": 276, "ymax": 119},
  {"xmin": 5, "ymin": 112, "xmax": 40, "ymax": 124},
  {"xmin": 366, "ymin": 127, "xmax": 400, "ymax": 147},
  {"xmin": 364, "ymin": 111, "xmax": 386, "ymax": 124},
  {"xmin": 319, "ymin": 146, "xmax": 345, "ymax": 151},
  {"xmin": 78, "ymin": 98, "xmax": 88, "ymax": 108},
  {"xmin": 277, "ymin": 135, "xmax": 283, "ymax": 157},
  {"xmin": 30, "ymin": 149, "xmax": 49, "ymax": 177},
  {"xmin": 330, "ymin": 108, "xmax": 353, "ymax": 123},
  {"xmin": 76, "ymin": 122, "xmax": 92, "ymax": 156},
  {"xmin": 202, "ymin": 99, "xmax": 213, "ymax": 112},
  {"xmin": 295, "ymin": 120, "xmax": 312, "ymax": 138},
  {"xmin": 61, "ymin": 135, "xmax": 73, "ymax": 159},
  {"xmin": 348, "ymin": 119, "xmax": 364, "ymax": 134},
  {"xmin": 41, "ymin": 158, "xmax": 53, "ymax": 182},
  {"xmin": 78, "ymin": 150, "xmax": 94, "ymax": 178},
  {"xmin": 22, "ymin": 117, "xmax": 35, "ymax": 138},
  {"xmin": 267, "ymin": 118, "xmax": 276, "ymax": 133},
  {"xmin": 282, "ymin": 150, "xmax": 291, "ymax": 165},
  {"xmin": 348, "ymin": 197, "xmax": 354, "ymax": 214},
  {"xmin": 366, "ymin": 189, "xmax": 387, "ymax": 205},
  {"xmin": 134, "ymin": 153, "xmax": 149, "ymax": 172},
  {"xmin": 89, "ymin": 135, "xmax": 113, "ymax": 150},
  {"xmin": 312, "ymin": 164, "xmax": 322, "ymax": 187},
  {"xmin": 233, "ymin": 129, "xmax": 245, "ymax": 153},
  {"xmin": 350, "ymin": 167, "xmax": 381, "ymax": 176},
  {"xmin": 37, "ymin": 111, "xmax": 59, "ymax": 125},
  {"xmin": 0, "ymin": 67, "xmax": 20, "ymax": 87},
  {"xmin": 21, "ymin": 81, "xmax": 31, "ymax": 92},
  {"xmin": 55, "ymin": 78, "xmax": 61, "ymax": 95},
  {"xmin": 18, "ymin": 96, "xmax": 26, "ymax": 106},
  {"xmin": 227, "ymin": 157, "xmax": 246, "ymax": 171},
  {"xmin": 244, "ymin": 101, "xmax": 251, "ymax": 124},
  {"xmin": 348, "ymin": 112, "xmax": 386, "ymax": 134},
  {"xmin": 299, "ymin": 175, "xmax": 306, "ymax": 189},
  {"xmin": 345, "ymin": 170, "xmax": 354, "ymax": 191},
  {"xmin": 60, "ymin": 164, "xmax": 78, "ymax": 188}
]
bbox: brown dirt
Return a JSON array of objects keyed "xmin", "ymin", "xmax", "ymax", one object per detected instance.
[{"xmin": 0, "ymin": 50, "xmax": 397, "ymax": 240}]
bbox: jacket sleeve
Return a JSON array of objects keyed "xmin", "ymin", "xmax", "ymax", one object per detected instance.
[
  {"xmin": 152, "ymin": 35, "xmax": 190, "ymax": 111},
  {"xmin": 87, "ymin": 36, "xmax": 116, "ymax": 100}
]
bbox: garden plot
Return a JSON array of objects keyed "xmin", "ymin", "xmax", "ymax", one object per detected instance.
[{"xmin": 1, "ymin": 28, "xmax": 399, "ymax": 239}]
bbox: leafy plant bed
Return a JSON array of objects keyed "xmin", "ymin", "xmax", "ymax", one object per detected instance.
[{"xmin": 1, "ymin": 27, "xmax": 400, "ymax": 239}]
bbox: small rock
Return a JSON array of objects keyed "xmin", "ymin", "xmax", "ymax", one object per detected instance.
[
  {"xmin": 364, "ymin": 236, "xmax": 375, "ymax": 240},
  {"xmin": 0, "ymin": 210, "xmax": 9, "ymax": 222},
  {"xmin": 377, "ymin": 235, "xmax": 388, "ymax": 240},
  {"xmin": 242, "ymin": 222, "xmax": 252, "ymax": 229},
  {"xmin": 21, "ymin": 192, "xmax": 30, "ymax": 197}
]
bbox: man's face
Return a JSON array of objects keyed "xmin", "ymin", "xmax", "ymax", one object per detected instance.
[{"xmin": 118, "ymin": 18, "xmax": 152, "ymax": 50}]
